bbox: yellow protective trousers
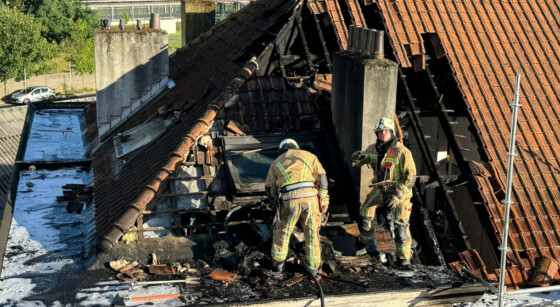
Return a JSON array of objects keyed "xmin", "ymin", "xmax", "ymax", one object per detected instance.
[
  {"xmin": 271, "ymin": 195, "xmax": 321, "ymax": 270},
  {"xmin": 358, "ymin": 188, "xmax": 413, "ymax": 260}
]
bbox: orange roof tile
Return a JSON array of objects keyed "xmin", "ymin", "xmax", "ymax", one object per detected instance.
[{"xmin": 376, "ymin": 0, "xmax": 560, "ymax": 282}]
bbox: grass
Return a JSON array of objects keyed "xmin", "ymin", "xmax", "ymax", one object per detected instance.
[{"xmin": 44, "ymin": 55, "xmax": 71, "ymax": 74}]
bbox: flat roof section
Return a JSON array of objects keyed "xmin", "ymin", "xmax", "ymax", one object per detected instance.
[
  {"xmin": 23, "ymin": 109, "xmax": 87, "ymax": 162},
  {"xmin": 0, "ymin": 167, "xmax": 96, "ymax": 304}
]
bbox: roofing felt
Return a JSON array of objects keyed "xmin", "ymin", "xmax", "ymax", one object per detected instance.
[
  {"xmin": 93, "ymin": 0, "xmax": 303, "ymax": 248},
  {"xmin": 370, "ymin": 0, "xmax": 560, "ymax": 281}
]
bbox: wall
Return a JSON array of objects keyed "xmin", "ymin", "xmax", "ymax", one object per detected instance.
[
  {"xmin": 94, "ymin": 28, "xmax": 169, "ymax": 138},
  {"xmin": 331, "ymin": 53, "xmax": 398, "ymax": 203},
  {"xmin": 1, "ymin": 73, "xmax": 96, "ymax": 97},
  {"xmin": 183, "ymin": 0, "xmax": 215, "ymax": 45}
]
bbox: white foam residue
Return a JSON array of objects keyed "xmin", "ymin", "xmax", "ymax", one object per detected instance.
[
  {"xmin": 0, "ymin": 168, "xmax": 94, "ymax": 305},
  {"xmin": 24, "ymin": 109, "xmax": 86, "ymax": 161},
  {"xmin": 460, "ymin": 291, "xmax": 560, "ymax": 306},
  {"xmin": 74, "ymin": 282, "xmax": 185, "ymax": 306}
]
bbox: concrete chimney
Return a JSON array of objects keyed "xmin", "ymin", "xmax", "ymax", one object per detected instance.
[
  {"xmin": 331, "ymin": 54, "xmax": 398, "ymax": 203},
  {"xmin": 94, "ymin": 27, "xmax": 169, "ymax": 139}
]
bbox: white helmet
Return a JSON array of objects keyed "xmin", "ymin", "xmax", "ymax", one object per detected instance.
[
  {"xmin": 374, "ymin": 117, "xmax": 395, "ymax": 135},
  {"xmin": 279, "ymin": 138, "xmax": 299, "ymax": 150}
]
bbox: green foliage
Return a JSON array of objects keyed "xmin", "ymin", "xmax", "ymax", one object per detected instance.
[
  {"xmin": 62, "ymin": 18, "xmax": 95, "ymax": 74},
  {"xmin": 0, "ymin": 6, "xmax": 58, "ymax": 82},
  {"xmin": 122, "ymin": 12, "xmax": 130, "ymax": 25},
  {"xmin": 29, "ymin": 0, "xmax": 98, "ymax": 44}
]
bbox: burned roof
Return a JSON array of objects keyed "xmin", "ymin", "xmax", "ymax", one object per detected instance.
[
  {"xmin": 370, "ymin": 0, "xmax": 560, "ymax": 283},
  {"xmin": 223, "ymin": 77, "xmax": 320, "ymax": 134},
  {"xmin": 94, "ymin": 0, "xmax": 306, "ymax": 250}
]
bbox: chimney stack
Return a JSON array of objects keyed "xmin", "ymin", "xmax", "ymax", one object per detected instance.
[
  {"xmin": 331, "ymin": 35, "xmax": 397, "ymax": 202},
  {"xmin": 94, "ymin": 23, "xmax": 169, "ymax": 139},
  {"xmin": 150, "ymin": 13, "xmax": 160, "ymax": 30}
]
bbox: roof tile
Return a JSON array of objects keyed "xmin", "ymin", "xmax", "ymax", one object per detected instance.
[{"xmin": 377, "ymin": 0, "xmax": 560, "ymax": 283}]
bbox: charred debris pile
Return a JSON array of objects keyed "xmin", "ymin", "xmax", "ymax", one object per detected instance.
[{"xmin": 106, "ymin": 222, "xmax": 463, "ymax": 304}]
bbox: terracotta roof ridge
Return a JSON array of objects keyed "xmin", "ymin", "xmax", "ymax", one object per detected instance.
[{"xmin": 100, "ymin": 58, "xmax": 259, "ymax": 251}]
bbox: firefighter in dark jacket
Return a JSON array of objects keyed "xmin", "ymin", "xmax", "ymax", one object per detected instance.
[
  {"xmin": 265, "ymin": 138, "xmax": 329, "ymax": 276},
  {"xmin": 352, "ymin": 117, "xmax": 417, "ymax": 270}
]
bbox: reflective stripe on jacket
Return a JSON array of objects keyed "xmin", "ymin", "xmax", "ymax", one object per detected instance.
[
  {"xmin": 265, "ymin": 149, "xmax": 326, "ymax": 200},
  {"xmin": 353, "ymin": 141, "xmax": 416, "ymax": 200}
]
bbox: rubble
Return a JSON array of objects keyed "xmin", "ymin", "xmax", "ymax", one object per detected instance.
[
  {"xmin": 209, "ymin": 269, "xmax": 238, "ymax": 282},
  {"xmin": 147, "ymin": 264, "xmax": 176, "ymax": 275},
  {"xmin": 283, "ymin": 273, "xmax": 304, "ymax": 287}
]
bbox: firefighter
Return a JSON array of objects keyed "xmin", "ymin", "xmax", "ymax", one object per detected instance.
[
  {"xmin": 351, "ymin": 117, "xmax": 416, "ymax": 270},
  {"xmin": 265, "ymin": 138, "xmax": 329, "ymax": 276}
]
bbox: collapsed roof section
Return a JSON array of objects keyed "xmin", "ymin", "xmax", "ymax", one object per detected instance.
[
  {"xmin": 93, "ymin": 0, "xmax": 312, "ymax": 250},
  {"xmin": 367, "ymin": 0, "xmax": 560, "ymax": 284}
]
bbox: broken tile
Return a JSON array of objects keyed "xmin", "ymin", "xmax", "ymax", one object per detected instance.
[
  {"xmin": 209, "ymin": 269, "xmax": 238, "ymax": 282},
  {"xmin": 147, "ymin": 264, "xmax": 176, "ymax": 275},
  {"xmin": 109, "ymin": 259, "xmax": 129, "ymax": 272},
  {"xmin": 116, "ymin": 269, "xmax": 145, "ymax": 282}
]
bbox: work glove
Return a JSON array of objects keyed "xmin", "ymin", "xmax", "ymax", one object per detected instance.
[
  {"xmin": 318, "ymin": 195, "xmax": 329, "ymax": 213},
  {"xmin": 387, "ymin": 196, "xmax": 400, "ymax": 210},
  {"xmin": 351, "ymin": 151, "xmax": 365, "ymax": 161}
]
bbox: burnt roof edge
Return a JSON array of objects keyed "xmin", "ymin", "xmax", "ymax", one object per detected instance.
[{"xmin": 100, "ymin": 58, "xmax": 259, "ymax": 251}]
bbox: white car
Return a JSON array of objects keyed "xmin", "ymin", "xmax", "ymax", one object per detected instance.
[{"xmin": 11, "ymin": 86, "xmax": 56, "ymax": 104}]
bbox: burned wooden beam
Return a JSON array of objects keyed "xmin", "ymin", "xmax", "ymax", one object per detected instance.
[
  {"xmin": 399, "ymin": 68, "xmax": 471, "ymax": 252},
  {"xmin": 295, "ymin": 13, "xmax": 314, "ymax": 72},
  {"xmin": 311, "ymin": 14, "xmax": 332, "ymax": 73}
]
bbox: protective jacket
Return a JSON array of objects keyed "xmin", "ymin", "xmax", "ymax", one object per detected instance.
[
  {"xmin": 353, "ymin": 140, "xmax": 416, "ymax": 260},
  {"xmin": 265, "ymin": 149, "xmax": 328, "ymax": 271},
  {"xmin": 353, "ymin": 141, "xmax": 415, "ymax": 201},
  {"xmin": 265, "ymin": 149, "xmax": 328, "ymax": 200}
]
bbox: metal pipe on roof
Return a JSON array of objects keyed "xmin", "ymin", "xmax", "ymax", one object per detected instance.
[
  {"xmin": 351, "ymin": 26, "xmax": 361, "ymax": 52},
  {"xmin": 374, "ymin": 30, "xmax": 384, "ymax": 59},
  {"xmin": 348, "ymin": 25, "xmax": 357, "ymax": 51},
  {"xmin": 150, "ymin": 13, "xmax": 160, "ymax": 30},
  {"xmin": 506, "ymin": 284, "xmax": 560, "ymax": 295},
  {"xmin": 358, "ymin": 27, "xmax": 368, "ymax": 52},
  {"xmin": 119, "ymin": 18, "xmax": 125, "ymax": 30},
  {"xmin": 365, "ymin": 29, "xmax": 376, "ymax": 56},
  {"xmin": 497, "ymin": 73, "xmax": 522, "ymax": 307},
  {"xmin": 105, "ymin": 19, "xmax": 111, "ymax": 29},
  {"xmin": 137, "ymin": 20, "xmax": 142, "ymax": 30}
]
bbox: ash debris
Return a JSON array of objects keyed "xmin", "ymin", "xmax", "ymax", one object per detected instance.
[{"xmin": 102, "ymin": 223, "xmax": 465, "ymax": 305}]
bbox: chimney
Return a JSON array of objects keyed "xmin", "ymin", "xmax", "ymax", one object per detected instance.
[
  {"xmin": 150, "ymin": 13, "xmax": 160, "ymax": 30},
  {"xmin": 331, "ymin": 29, "xmax": 398, "ymax": 203},
  {"xmin": 94, "ymin": 24, "xmax": 169, "ymax": 139}
]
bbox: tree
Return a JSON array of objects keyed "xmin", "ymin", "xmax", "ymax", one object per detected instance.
[
  {"xmin": 29, "ymin": 0, "xmax": 98, "ymax": 44},
  {"xmin": 0, "ymin": 6, "xmax": 57, "ymax": 82},
  {"xmin": 62, "ymin": 19, "xmax": 95, "ymax": 74}
]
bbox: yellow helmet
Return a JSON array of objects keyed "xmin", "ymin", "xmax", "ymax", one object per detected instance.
[
  {"xmin": 279, "ymin": 138, "xmax": 299, "ymax": 150},
  {"xmin": 374, "ymin": 117, "xmax": 395, "ymax": 135},
  {"xmin": 28, "ymin": 165, "xmax": 36, "ymax": 171}
]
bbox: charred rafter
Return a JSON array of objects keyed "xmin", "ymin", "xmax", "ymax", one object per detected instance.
[
  {"xmin": 310, "ymin": 13, "xmax": 332, "ymax": 73},
  {"xmin": 399, "ymin": 68, "xmax": 471, "ymax": 252}
]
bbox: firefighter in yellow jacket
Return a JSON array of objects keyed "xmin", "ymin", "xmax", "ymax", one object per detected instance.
[
  {"xmin": 352, "ymin": 117, "xmax": 416, "ymax": 270},
  {"xmin": 265, "ymin": 138, "xmax": 329, "ymax": 276}
]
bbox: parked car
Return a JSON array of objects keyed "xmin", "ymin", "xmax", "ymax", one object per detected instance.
[{"xmin": 10, "ymin": 86, "xmax": 56, "ymax": 104}]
